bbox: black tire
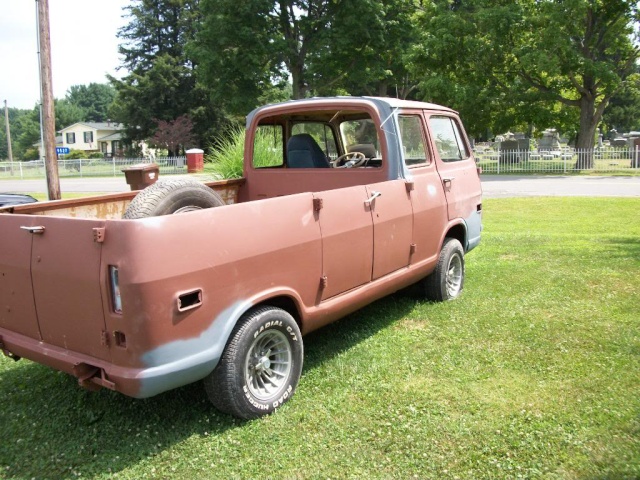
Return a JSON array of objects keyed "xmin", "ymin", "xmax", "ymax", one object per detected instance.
[
  {"xmin": 423, "ymin": 237, "xmax": 465, "ymax": 301},
  {"xmin": 123, "ymin": 178, "xmax": 225, "ymax": 219},
  {"xmin": 204, "ymin": 306, "xmax": 303, "ymax": 419}
]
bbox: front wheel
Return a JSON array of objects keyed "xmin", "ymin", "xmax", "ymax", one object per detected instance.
[
  {"xmin": 204, "ymin": 307, "xmax": 303, "ymax": 419},
  {"xmin": 423, "ymin": 237, "xmax": 465, "ymax": 301}
]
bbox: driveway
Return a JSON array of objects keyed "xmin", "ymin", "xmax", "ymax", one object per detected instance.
[{"xmin": 0, "ymin": 174, "xmax": 639, "ymax": 198}]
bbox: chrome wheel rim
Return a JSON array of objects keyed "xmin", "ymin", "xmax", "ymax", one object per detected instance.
[
  {"xmin": 446, "ymin": 254, "xmax": 463, "ymax": 297},
  {"xmin": 173, "ymin": 205, "xmax": 203, "ymax": 214},
  {"xmin": 245, "ymin": 330, "xmax": 292, "ymax": 401}
]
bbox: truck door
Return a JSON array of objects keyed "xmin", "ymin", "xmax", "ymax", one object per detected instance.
[
  {"xmin": 365, "ymin": 180, "xmax": 413, "ymax": 280},
  {"xmin": 427, "ymin": 115, "xmax": 482, "ymax": 223},
  {"xmin": 396, "ymin": 113, "xmax": 449, "ymax": 265},
  {"xmin": 0, "ymin": 216, "xmax": 42, "ymax": 340},
  {"xmin": 314, "ymin": 186, "xmax": 373, "ymax": 301},
  {"xmin": 29, "ymin": 218, "xmax": 111, "ymax": 361}
]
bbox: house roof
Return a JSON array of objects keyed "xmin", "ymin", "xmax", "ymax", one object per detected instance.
[
  {"xmin": 98, "ymin": 132, "xmax": 123, "ymax": 141},
  {"xmin": 33, "ymin": 135, "xmax": 63, "ymax": 147},
  {"xmin": 59, "ymin": 122, "xmax": 122, "ymax": 133}
]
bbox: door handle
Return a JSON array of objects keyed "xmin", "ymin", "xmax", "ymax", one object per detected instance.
[
  {"xmin": 20, "ymin": 226, "xmax": 45, "ymax": 235},
  {"xmin": 442, "ymin": 177, "xmax": 455, "ymax": 191},
  {"xmin": 364, "ymin": 191, "xmax": 382, "ymax": 204}
]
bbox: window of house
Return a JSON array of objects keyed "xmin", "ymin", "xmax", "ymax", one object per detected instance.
[
  {"xmin": 398, "ymin": 115, "xmax": 429, "ymax": 166},
  {"xmin": 429, "ymin": 116, "xmax": 470, "ymax": 162},
  {"xmin": 84, "ymin": 131, "xmax": 94, "ymax": 143},
  {"xmin": 253, "ymin": 125, "xmax": 284, "ymax": 168},
  {"xmin": 66, "ymin": 132, "xmax": 75, "ymax": 144}
]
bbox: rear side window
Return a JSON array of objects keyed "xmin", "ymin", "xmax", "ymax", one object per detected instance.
[
  {"xmin": 398, "ymin": 115, "xmax": 429, "ymax": 166},
  {"xmin": 253, "ymin": 125, "xmax": 284, "ymax": 168},
  {"xmin": 429, "ymin": 116, "xmax": 470, "ymax": 162}
]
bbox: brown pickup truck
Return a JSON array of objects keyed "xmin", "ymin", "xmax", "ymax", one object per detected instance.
[{"xmin": 0, "ymin": 97, "xmax": 482, "ymax": 419}]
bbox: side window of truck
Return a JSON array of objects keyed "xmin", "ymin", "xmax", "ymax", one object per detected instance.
[
  {"xmin": 292, "ymin": 122, "xmax": 338, "ymax": 161},
  {"xmin": 398, "ymin": 115, "xmax": 429, "ymax": 166},
  {"xmin": 253, "ymin": 125, "xmax": 285, "ymax": 168},
  {"xmin": 429, "ymin": 116, "xmax": 470, "ymax": 162}
]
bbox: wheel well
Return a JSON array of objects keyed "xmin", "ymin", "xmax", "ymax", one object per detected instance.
[
  {"xmin": 445, "ymin": 223, "xmax": 467, "ymax": 250},
  {"xmin": 253, "ymin": 296, "xmax": 302, "ymax": 329}
]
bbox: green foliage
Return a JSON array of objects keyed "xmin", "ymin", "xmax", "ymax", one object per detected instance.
[
  {"xmin": 64, "ymin": 149, "xmax": 90, "ymax": 159},
  {"xmin": 54, "ymin": 98, "xmax": 84, "ymax": 130},
  {"xmin": 603, "ymin": 72, "xmax": 640, "ymax": 133},
  {"xmin": 0, "ymin": 197, "xmax": 638, "ymax": 478},
  {"xmin": 14, "ymin": 108, "xmax": 41, "ymax": 160},
  {"xmin": 65, "ymin": 83, "xmax": 116, "ymax": 123},
  {"xmin": 205, "ymin": 126, "xmax": 245, "ymax": 179},
  {"xmin": 205, "ymin": 126, "xmax": 282, "ymax": 179},
  {"xmin": 411, "ymin": 0, "xmax": 639, "ymax": 148},
  {"xmin": 111, "ymin": 0, "xmax": 224, "ymax": 148}
]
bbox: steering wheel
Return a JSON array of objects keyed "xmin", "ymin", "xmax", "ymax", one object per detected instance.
[{"xmin": 332, "ymin": 151, "xmax": 366, "ymax": 168}]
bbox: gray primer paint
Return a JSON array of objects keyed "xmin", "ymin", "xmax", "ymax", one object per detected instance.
[{"xmin": 136, "ymin": 299, "xmax": 251, "ymax": 398}]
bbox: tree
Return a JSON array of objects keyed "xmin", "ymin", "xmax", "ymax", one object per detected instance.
[
  {"xmin": 110, "ymin": 0, "xmax": 224, "ymax": 148},
  {"xmin": 603, "ymin": 72, "xmax": 640, "ymax": 134},
  {"xmin": 309, "ymin": 0, "xmax": 421, "ymax": 98},
  {"xmin": 412, "ymin": 0, "xmax": 639, "ymax": 168},
  {"xmin": 194, "ymin": 0, "xmax": 421, "ymax": 116},
  {"xmin": 65, "ymin": 83, "xmax": 116, "ymax": 122},
  {"xmin": 150, "ymin": 114, "xmax": 195, "ymax": 155},
  {"xmin": 54, "ymin": 98, "xmax": 84, "ymax": 129}
]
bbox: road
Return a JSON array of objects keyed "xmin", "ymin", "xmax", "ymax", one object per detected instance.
[
  {"xmin": 0, "ymin": 174, "xmax": 639, "ymax": 198},
  {"xmin": 480, "ymin": 175, "xmax": 640, "ymax": 198}
]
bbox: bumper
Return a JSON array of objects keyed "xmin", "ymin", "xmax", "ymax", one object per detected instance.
[{"xmin": 0, "ymin": 328, "xmax": 218, "ymax": 399}]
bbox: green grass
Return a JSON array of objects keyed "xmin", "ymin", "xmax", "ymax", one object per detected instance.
[
  {"xmin": 1, "ymin": 197, "xmax": 638, "ymax": 479},
  {"xmin": 25, "ymin": 192, "xmax": 106, "ymax": 201}
]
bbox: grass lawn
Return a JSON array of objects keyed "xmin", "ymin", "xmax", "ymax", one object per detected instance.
[{"xmin": 1, "ymin": 197, "xmax": 638, "ymax": 479}]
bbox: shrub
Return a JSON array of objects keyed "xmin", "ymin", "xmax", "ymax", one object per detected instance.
[
  {"xmin": 206, "ymin": 127, "xmax": 245, "ymax": 179},
  {"xmin": 206, "ymin": 127, "xmax": 282, "ymax": 179}
]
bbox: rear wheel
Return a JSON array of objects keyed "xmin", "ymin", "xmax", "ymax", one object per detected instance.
[
  {"xmin": 204, "ymin": 307, "xmax": 303, "ymax": 419},
  {"xmin": 423, "ymin": 237, "xmax": 465, "ymax": 301}
]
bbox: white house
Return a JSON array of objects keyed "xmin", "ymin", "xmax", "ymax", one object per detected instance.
[{"xmin": 58, "ymin": 122, "xmax": 124, "ymax": 157}]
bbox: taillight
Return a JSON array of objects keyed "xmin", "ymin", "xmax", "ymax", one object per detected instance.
[{"xmin": 109, "ymin": 266, "xmax": 122, "ymax": 314}]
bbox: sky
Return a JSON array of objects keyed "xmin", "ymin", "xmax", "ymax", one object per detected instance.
[{"xmin": 0, "ymin": 0, "xmax": 131, "ymax": 110}]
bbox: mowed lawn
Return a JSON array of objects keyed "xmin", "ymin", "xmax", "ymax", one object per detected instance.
[{"xmin": 1, "ymin": 197, "xmax": 638, "ymax": 479}]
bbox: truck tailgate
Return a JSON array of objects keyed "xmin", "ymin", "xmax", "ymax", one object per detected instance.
[
  {"xmin": 0, "ymin": 215, "xmax": 41, "ymax": 339},
  {"xmin": 1, "ymin": 215, "xmax": 111, "ymax": 361}
]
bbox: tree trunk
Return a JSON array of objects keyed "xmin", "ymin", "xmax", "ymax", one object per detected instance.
[
  {"xmin": 290, "ymin": 62, "xmax": 306, "ymax": 99},
  {"xmin": 574, "ymin": 95, "xmax": 599, "ymax": 170}
]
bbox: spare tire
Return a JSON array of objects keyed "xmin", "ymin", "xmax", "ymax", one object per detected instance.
[{"xmin": 123, "ymin": 178, "xmax": 225, "ymax": 219}]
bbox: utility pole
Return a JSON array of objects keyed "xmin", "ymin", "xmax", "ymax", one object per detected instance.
[
  {"xmin": 3, "ymin": 100, "xmax": 14, "ymax": 176},
  {"xmin": 36, "ymin": 0, "xmax": 61, "ymax": 200}
]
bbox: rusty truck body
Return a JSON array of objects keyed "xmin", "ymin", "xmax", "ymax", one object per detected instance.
[{"xmin": 0, "ymin": 97, "xmax": 482, "ymax": 418}]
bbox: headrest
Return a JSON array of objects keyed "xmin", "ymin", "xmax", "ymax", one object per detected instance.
[{"xmin": 347, "ymin": 143, "xmax": 377, "ymax": 158}]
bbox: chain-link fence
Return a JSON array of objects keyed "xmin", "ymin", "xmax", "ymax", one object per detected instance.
[
  {"xmin": 0, "ymin": 156, "xmax": 187, "ymax": 180},
  {"xmin": 475, "ymin": 147, "xmax": 640, "ymax": 174}
]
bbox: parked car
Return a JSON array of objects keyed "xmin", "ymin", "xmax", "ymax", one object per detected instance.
[{"xmin": 0, "ymin": 193, "xmax": 37, "ymax": 208}]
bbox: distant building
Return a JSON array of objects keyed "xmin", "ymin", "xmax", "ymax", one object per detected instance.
[{"xmin": 58, "ymin": 122, "xmax": 123, "ymax": 157}]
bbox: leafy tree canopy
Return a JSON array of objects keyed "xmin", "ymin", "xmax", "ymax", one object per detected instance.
[
  {"xmin": 65, "ymin": 83, "xmax": 116, "ymax": 123},
  {"xmin": 411, "ymin": 0, "xmax": 639, "ymax": 158}
]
